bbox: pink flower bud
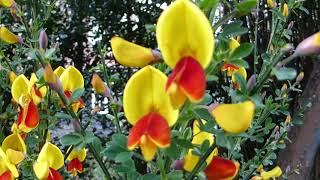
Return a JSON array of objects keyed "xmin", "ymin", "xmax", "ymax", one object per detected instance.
[
  {"xmin": 39, "ymin": 30, "xmax": 48, "ymax": 50},
  {"xmin": 151, "ymin": 49, "xmax": 162, "ymax": 61},
  {"xmin": 71, "ymin": 119, "xmax": 82, "ymax": 133},
  {"xmin": 246, "ymin": 74, "xmax": 256, "ymax": 91},
  {"xmin": 171, "ymin": 159, "xmax": 184, "ymax": 170},
  {"xmin": 295, "ymin": 32, "xmax": 320, "ymax": 56},
  {"xmin": 296, "ymin": 72, "xmax": 304, "ymax": 82}
]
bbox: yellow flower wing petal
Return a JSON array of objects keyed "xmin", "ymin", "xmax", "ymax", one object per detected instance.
[
  {"xmin": 33, "ymin": 161, "xmax": 49, "ymax": 180},
  {"xmin": 6, "ymin": 149, "xmax": 25, "ymax": 165},
  {"xmin": 0, "ymin": 27, "xmax": 19, "ymax": 44},
  {"xmin": 0, "ymin": 0, "xmax": 14, "ymax": 8},
  {"xmin": 37, "ymin": 142, "xmax": 64, "ymax": 170},
  {"xmin": 212, "ymin": 101, "xmax": 255, "ymax": 134},
  {"xmin": 140, "ymin": 135, "xmax": 157, "ymax": 161},
  {"xmin": 67, "ymin": 147, "xmax": 86, "ymax": 162},
  {"xmin": 156, "ymin": 0, "xmax": 214, "ymax": 68},
  {"xmin": 2, "ymin": 134, "xmax": 27, "ymax": 153},
  {"xmin": 229, "ymin": 38, "xmax": 240, "ymax": 54},
  {"xmin": 54, "ymin": 66, "xmax": 65, "ymax": 77},
  {"xmin": 0, "ymin": 148, "xmax": 19, "ymax": 178},
  {"xmin": 111, "ymin": 37, "xmax": 155, "ymax": 67},
  {"xmin": 59, "ymin": 66, "xmax": 84, "ymax": 92},
  {"xmin": 192, "ymin": 120, "xmax": 214, "ymax": 145},
  {"xmin": 232, "ymin": 66, "xmax": 247, "ymax": 82},
  {"xmin": 11, "ymin": 74, "xmax": 29, "ymax": 103},
  {"xmin": 123, "ymin": 66, "xmax": 179, "ymax": 126},
  {"xmin": 183, "ymin": 147, "xmax": 218, "ymax": 172}
]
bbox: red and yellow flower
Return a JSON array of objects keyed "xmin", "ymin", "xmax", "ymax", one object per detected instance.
[
  {"xmin": 183, "ymin": 120, "xmax": 218, "ymax": 172},
  {"xmin": 204, "ymin": 156, "xmax": 240, "ymax": 180},
  {"xmin": 66, "ymin": 147, "xmax": 86, "ymax": 176},
  {"xmin": 0, "ymin": 147, "xmax": 19, "ymax": 180},
  {"xmin": 11, "ymin": 73, "xmax": 47, "ymax": 132},
  {"xmin": 124, "ymin": 66, "xmax": 179, "ymax": 161},
  {"xmin": 33, "ymin": 142, "xmax": 64, "ymax": 180},
  {"xmin": 1, "ymin": 133, "xmax": 26, "ymax": 165},
  {"xmin": 0, "ymin": 27, "xmax": 20, "ymax": 44},
  {"xmin": 156, "ymin": 0, "xmax": 214, "ymax": 109},
  {"xmin": 211, "ymin": 101, "xmax": 255, "ymax": 133}
]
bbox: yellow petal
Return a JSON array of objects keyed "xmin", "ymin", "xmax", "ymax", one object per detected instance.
[
  {"xmin": 283, "ymin": 3, "xmax": 288, "ymax": 17},
  {"xmin": 156, "ymin": 0, "xmax": 214, "ymax": 68},
  {"xmin": 232, "ymin": 66, "xmax": 247, "ymax": 82},
  {"xmin": 6, "ymin": 149, "xmax": 25, "ymax": 165},
  {"xmin": 111, "ymin": 37, "xmax": 156, "ymax": 67},
  {"xmin": 229, "ymin": 38, "xmax": 240, "ymax": 54},
  {"xmin": 54, "ymin": 66, "xmax": 65, "ymax": 77},
  {"xmin": 123, "ymin": 66, "xmax": 179, "ymax": 126},
  {"xmin": 2, "ymin": 134, "xmax": 27, "ymax": 153},
  {"xmin": 11, "ymin": 74, "xmax": 29, "ymax": 103},
  {"xmin": 28, "ymin": 73, "xmax": 47, "ymax": 105},
  {"xmin": 91, "ymin": 73, "xmax": 107, "ymax": 95},
  {"xmin": 37, "ymin": 142, "xmax": 64, "ymax": 170},
  {"xmin": 60, "ymin": 66, "xmax": 84, "ymax": 92},
  {"xmin": 140, "ymin": 135, "xmax": 157, "ymax": 161},
  {"xmin": 9, "ymin": 71, "xmax": 16, "ymax": 84},
  {"xmin": 267, "ymin": 0, "xmax": 275, "ymax": 8},
  {"xmin": 0, "ymin": 0, "xmax": 14, "ymax": 8},
  {"xmin": 67, "ymin": 146, "xmax": 86, "ymax": 162},
  {"xmin": 33, "ymin": 161, "xmax": 49, "ymax": 180},
  {"xmin": 0, "ymin": 148, "xmax": 19, "ymax": 178},
  {"xmin": 261, "ymin": 166, "xmax": 282, "ymax": 180},
  {"xmin": 184, "ymin": 147, "xmax": 218, "ymax": 172},
  {"xmin": 212, "ymin": 101, "xmax": 255, "ymax": 133},
  {"xmin": 0, "ymin": 27, "xmax": 19, "ymax": 44}
]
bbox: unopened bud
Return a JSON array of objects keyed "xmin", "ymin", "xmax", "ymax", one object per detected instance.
[
  {"xmin": 296, "ymin": 72, "xmax": 304, "ymax": 82},
  {"xmin": 285, "ymin": 115, "xmax": 292, "ymax": 125},
  {"xmin": 9, "ymin": 71, "xmax": 16, "ymax": 84},
  {"xmin": 246, "ymin": 74, "xmax": 256, "ymax": 91},
  {"xmin": 44, "ymin": 64, "xmax": 62, "ymax": 92},
  {"xmin": 171, "ymin": 159, "xmax": 184, "ymax": 170},
  {"xmin": 267, "ymin": 0, "xmax": 275, "ymax": 8},
  {"xmin": 283, "ymin": 3, "xmax": 289, "ymax": 17},
  {"xmin": 91, "ymin": 73, "xmax": 110, "ymax": 97},
  {"xmin": 207, "ymin": 103, "xmax": 219, "ymax": 113},
  {"xmin": 71, "ymin": 119, "xmax": 82, "ymax": 133},
  {"xmin": 281, "ymin": 83, "xmax": 288, "ymax": 92},
  {"xmin": 288, "ymin": 21, "xmax": 294, "ymax": 29},
  {"xmin": 10, "ymin": 3, "xmax": 21, "ymax": 22},
  {"xmin": 295, "ymin": 32, "xmax": 320, "ymax": 56},
  {"xmin": 256, "ymin": 164, "xmax": 264, "ymax": 172},
  {"xmin": 39, "ymin": 30, "xmax": 48, "ymax": 50},
  {"xmin": 151, "ymin": 49, "xmax": 162, "ymax": 61}
]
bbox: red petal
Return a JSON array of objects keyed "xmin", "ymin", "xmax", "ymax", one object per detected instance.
[
  {"xmin": 0, "ymin": 171, "xmax": 12, "ymax": 180},
  {"xmin": 33, "ymin": 84, "xmax": 43, "ymax": 98},
  {"xmin": 17, "ymin": 108, "xmax": 23, "ymax": 126},
  {"xmin": 166, "ymin": 57, "xmax": 206, "ymax": 102},
  {"xmin": 47, "ymin": 168, "xmax": 63, "ymax": 180},
  {"xmin": 67, "ymin": 158, "xmax": 83, "ymax": 175},
  {"xmin": 127, "ymin": 112, "xmax": 171, "ymax": 149},
  {"xmin": 222, "ymin": 63, "xmax": 239, "ymax": 71},
  {"xmin": 24, "ymin": 100, "xmax": 39, "ymax": 128},
  {"xmin": 204, "ymin": 156, "xmax": 238, "ymax": 180}
]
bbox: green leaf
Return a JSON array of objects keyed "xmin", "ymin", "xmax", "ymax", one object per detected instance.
[
  {"xmin": 55, "ymin": 112, "xmax": 72, "ymax": 120},
  {"xmin": 71, "ymin": 88, "xmax": 85, "ymax": 102},
  {"xmin": 273, "ymin": 67, "xmax": 297, "ymax": 80},
  {"xmin": 199, "ymin": 93, "xmax": 213, "ymax": 105},
  {"xmin": 145, "ymin": 24, "xmax": 156, "ymax": 32},
  {"xmin": 229, "ymin": 59, "xmax": 249, "ymax": 68},
  {"xmin": 234, "ymin": 72, "xmax": 248, "ymax": 94},
  {"xmin": 60, "ymin": 134, "xmax": 82, "ymax": 146},
  {"xmin": 114, "ymin": 159, "xmax": 136, "ymax": 173},
  {"xmin": 220, "ymin": 22, "xmax": 248, "ymax": 38},
  {"xmin": 230, "ymin": 43, "xmax": 253, "ymax": 60},
  {"xmin": 193, "ymin": 108, "xmax": 214, "ymax": 122},
  {"xmin": 215, "ymin": 131, "xmax": 232, "ymax": 149},
  {"xmin": 206, "ymin": 75, "xmax": 219, "ymax": 82},
  {"xmin": 139, "ymin": 174, "xmax": 161, "ymax": 180},
  {"xmin": 168, "ymin": 171, "xmax": 183, "ymax": 180},
  {"xmin": 176, "ymin": 139, "xmax": 193, "ymax": 149},
  {"xmin": 115, "ymin": 152, "xmax": 133, "ymax": 163},
  {"xmin": 236, "ymin": 0, "xmax": 257, "ymax": 14},
  {"xmin": 44, "ymin": 48, "xmax": 56, "ymax": 59},
  {"xmin": 200, "ymin": 0, "xmax": 219, "ymax": 11},
  {"xmin": 165, "ymin": 141, "xmax": 181, "ymax": 159}
]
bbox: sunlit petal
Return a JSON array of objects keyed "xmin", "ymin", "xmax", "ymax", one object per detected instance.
[
  {"xmin": 37, "ymin": 142, "xmax": 64, "ymax": 170},
  {"xmin": 5, "ymin": 149, "xmax": 25, "ymax": 165},
  {"xmin": 204, "ymin": 156, "xmax": 239, "ymax": 180},
  {"xmin": 0, "ymin": 148, "xmax": 18, "ymax": 178},
  {"xmin": 67, "ymin": 147, "xmax": 86, "ymax": 162},
  {"xmin": 33, "ymin": 161, "xmax": 49, "ymax": 180},
  {"xmin": 60, "ymin": 66, "xmax": 84, "ymax": 92},
  {"xmin": 156, "ymin": 0, "xmax": 214, "ymax": 68},
  {"xmin": 11, "ymin": 75, "xmax": 29, "ymax": 104},
  {"xmin": 261, "ymin": 166, "xmax": 282, "ymax": 180},
  {"xmin": 54, "ymin": 66, "xmax": 65, "ymax": 77},
  {"xmin": 0, "ymin": 27, "xmax": 19, "ymax": 44},
  {"xmin": 140, "ymin": 135, "xmax": 157, "ymax": 161}
]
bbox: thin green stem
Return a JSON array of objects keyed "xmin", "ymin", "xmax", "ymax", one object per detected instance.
[
  {"xmin": 253, "ymin": 0, "xmax": 260, "ymax": 74},
  {"xmin": 157, "ymin": 151, "xmax": 167, "ymax": 180}
]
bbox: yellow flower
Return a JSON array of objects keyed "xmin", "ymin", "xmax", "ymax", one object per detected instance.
[
  {"xmin": 261, "ymin": 166, "xmax": 282, "ymax": 180},
  {"xmin": 283, "ymin": 3, "xmax": 289, "ymax": 17},
  {"xmin": 211, "ymin": 101, "xmax": 255, "ymax": 133},
  {"xmin": 124, "ymin": 66, "xmax": 179, "ymax": 161},
  {"xmin": 183, "ymin": 120, "xmax": 218, "ymax": 172},
  {"xmin": 11, "ymin": 74, "xmax": 46, "ymax": 132},
  {"xmin": 156, "ymin": 0, "xmax": 214, "ymax": 108},
  {"xmin": 57, "ymin": 66, "xmax": 85, "ymax": 112},
  {"xmin": 2, "ymin": 133, "xmax": 26, "ymax": 165},
  {"xmin": 267, "ymin": 0, "xmax": 275, "ymax": 8},
  {"xmin": 0, "ymin": 0, "xmax": 14, "ymax": 8},
  {"xmin": 33, "ymin": 142, "xmax": 64, "ymax": 180},
  {"xmin": 0, "ymin": 147, "xmax": 19, "ymax": 179},
  {"xmin": 0, "ymin": 27, "xmax": 20, "ymax": 44},
  {"xmin": 91, "ymin": 73, "xmax": 110, "ymax": 97},
  {"xmin": 66, "ymin": 147, "xmax": 86, "ymax": 176},
  {"xmin": 111, "ymin": 37, "xmax": 159, "ymax": 67}
]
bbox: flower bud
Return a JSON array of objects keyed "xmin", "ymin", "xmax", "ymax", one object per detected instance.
[
  {"xmin": 171, "ymin": 159, "xmax": 184, "ymax": 170},
  {"xmin": 288, "ymin": 21, "xmax": 294, "ymax": 29},
  {"xmin": 246, "ymin": 74, "xmax": 256, "ymax": 91},
  {"xmin": 9, "ymin": 71, "xmax": 16, "ymax": 84},
  {"xmin": 39, "ymin": 30, "xmax": 48, "ymax": 50},
  {"xmin": 44, "ymin": 64, "xmax": 62, "ymax": 92},
  {"xmin": 281, "ymin": 83, "xmax": 288, "ymax": 92},
  {"xmin": 267, "ymin": 0, "xmax": 275, "ymax": 8},
  {"xmin": 285, "ymin": 114, "xmax": 292, "ymax": 125},
  {"xmin": 207, "ymin": 102, "xmax": 219, "ymax": 113},
  {"xmin": 296, "ymin": 72, "xmax": 304, "ymax": 82},
  {"xmin": 71, "ymin": 119, "xmax": 82, "ymax": 133},
  {"xmin": 295, "ymin": 32, "xmax": 320, "ymax": 56},
  {"xmin": 282, "ymin": 3, "xmax": 289, "ymax": 17},
  {"xmin": 261, "ymin": 166, "xmax": 282, "ymax": 180},
  {"xmin": 91, "ymin": 73, "xmax": 110, "ymax": 97},
  {"xmin": 151, "ymin": 49, "xmax": 162, "ymax": 62}
]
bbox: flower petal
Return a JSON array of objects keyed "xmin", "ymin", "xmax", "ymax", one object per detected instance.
[
  {"xmin": 0, "ymin": 27, "xmax": 19, "ymax": 44},
  {"xmin": 54, "ymin": 66, "xmax": 65, "ymax": 77},
  {"xmin": 0, "ymin": 171, "xmax": 12, "ymax": 180},
  {"xmin": 17, "ymin": 100, "xmax": 39, "ymax": 132},
  {"xmin": 67, "ymin": 158, "xmax": 83, "ymax": 176},
  {"xmin": 231, "ymin": 66, "xmax": 247, "ymax": 82},
  {"xmin": 211, "ymin": 101, "xmax": 255, "ymax": 134},
  {"xmin": 60, "ymin": 66, "xmax": 84, "ymax": 92},
  {"xmin": 47, "ymin": 168, "xmax": 63, "ymax": 180},
  {"xmin": 229, "ymin": 38, "xmax": 240, "ymax": 54},
  {"xmin": 140, "ymin": 135, "xmax": 157, "ymax": 161},
  {"xmin": 261, "ymin": 166, "xmax": 282, "ymax": 180},
  {"xmin": 166, "ymin": 57, "xmax": 206, "ymax": 107},
  {"xmin": 0, "ymin": 0, "xmax": 14, "ymax": 8},
  {"xmin": 156, "ymin": 0, "xmax": 214, "ymax": 68},
  {"xmin": 111, "ymin": 37, "xmax": 156, "ymax": 67},
  {"xmin": 29, "ymin": 73, "xmax": 47, "ymax": 105},
  {"xmin": 33, "ymin": 161, "xmax": 49, "ymax": 180},
  {"xmin": 2, "ymin": 134, "xmax": 26, "ymax": 154},
  {"xmin": 11, "ymin": 75, "xmax": 29, "ymax": 104},
  {"xmin": 204, "ymin": 156, "xmax": 239, "ymax": 180},
  {"xmin": 37, "ymin": 142, "xmax": 64, "ymax": 170},
  {"xmin": 67, "ymin": 147, "xmax": 86, "ymax": 162},
  {"xmin": 0, "ymin": 148, "xmax": 18, "ymax": 178},
  {"xmin": 123, "ymin": 66, "xmax": 179, "ymax": 126},
  {"xmin": 5, "ymin": 149, "xmax": 25, "ymax": 165}
]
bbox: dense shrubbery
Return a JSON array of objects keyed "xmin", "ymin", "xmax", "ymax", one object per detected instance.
[{"xmin": 0, "ymin": 0, "xmax": 319, "ymax": 179}]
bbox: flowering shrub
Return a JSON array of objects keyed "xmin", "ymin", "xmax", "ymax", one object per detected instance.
[{"xmin": 0, "ymin": 0, "xmax": 318, "ymax": 179}]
